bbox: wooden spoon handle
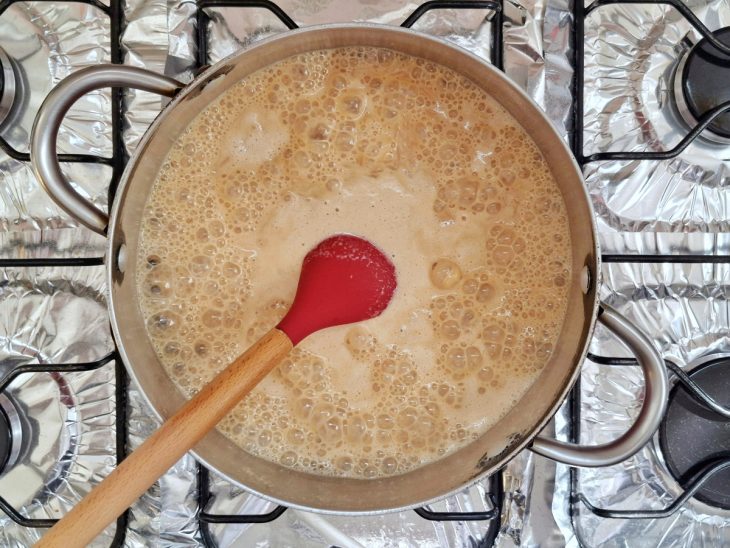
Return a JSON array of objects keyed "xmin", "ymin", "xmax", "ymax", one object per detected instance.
[{"xmin": 35, "ymin": 328, "xmax": 293, "ymax": 548}]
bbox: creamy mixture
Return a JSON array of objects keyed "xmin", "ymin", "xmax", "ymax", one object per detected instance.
[{"xmin": 136, "ymin": 47, "xmax": 572, "ymax": 479}]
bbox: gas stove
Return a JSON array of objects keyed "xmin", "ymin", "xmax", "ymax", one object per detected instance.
[{"xmin": 0, "ymin": 0, "xmax": 728, "ymax": 546}]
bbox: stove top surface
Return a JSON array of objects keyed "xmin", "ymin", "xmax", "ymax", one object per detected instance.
[{"xmin": 0, "ymin": 0, "xmax": 729, "ymax": 546}]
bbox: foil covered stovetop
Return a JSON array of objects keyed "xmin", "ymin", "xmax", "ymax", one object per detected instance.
[
  {"xmin": 553, "ymin": 0, "xmax": 730, "ymax": 547},
  {"xmin": 0, "ymin": 0, "xmax": 728, "ymax": 546}
]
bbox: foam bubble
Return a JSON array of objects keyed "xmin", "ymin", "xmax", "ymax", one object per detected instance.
[{"xmin": 430, "ymin": 259, "xmax": 462, "ymax": 289}]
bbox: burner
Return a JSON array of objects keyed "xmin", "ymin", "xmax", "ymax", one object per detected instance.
[
  {"xmin": 0, "ymin": 393, "xmax": 22, "ymax": 474},
  {"xmin": 659, "ymin": 359, "xmax": 730, "ymax": 509},
  {"xmin": 674, "ymin": 27, "xmax": 730, "ymax": 145},
  {"xmin": 0, "ymin": 46, "xmax": 17, "ymax": 130}
]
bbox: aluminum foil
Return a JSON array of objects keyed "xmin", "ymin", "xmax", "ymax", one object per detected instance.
[
  {"xmin": 202, "ymin": 1, "xmax": 495, "ymax": 64},
  {"xmin": 0, "ymin": 1, "xmax": 113, "ymax": 156},
  {"xmin": 122, "ymin": 0, "xmax": 198, "ymax": 155},
  {"xmin": 581, "ymin": 0, "xmax": 730, "ymax": 253},
  {"xmin": 552, "ymin": 261, "xmax": 730, "ymax": 547},
  {"xmin": 0, "ymin": 265, "xmax": 117, "ymax": 547},
  {"xmin": 124, "ymin": 381, "xmax": 201, "ymax": 546},
  {"xmin": 554, "ymin": 3, "xmax": 730, "ymax": 541},
  {"xmin": 0, "ymin": 0, "xmax": 574, "ymax": 545},
  {"xmin": 0, "ymin": 2, "xmax": 110, "ymax": 251}
]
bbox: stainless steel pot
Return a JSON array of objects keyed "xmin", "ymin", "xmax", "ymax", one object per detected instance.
[{"xmin": 29, "ymin": 24, "xmax": 668, "ymax": 514}]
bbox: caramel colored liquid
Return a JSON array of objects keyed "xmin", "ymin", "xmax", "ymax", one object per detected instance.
[{"xmin": 137, "ymin": 47, "xmax": 572, "ymax": 479}]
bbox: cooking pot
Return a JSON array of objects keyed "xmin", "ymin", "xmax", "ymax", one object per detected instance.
[{"xmin": 30, "ymin": 24, "xmax": 668, "ymax": 514}]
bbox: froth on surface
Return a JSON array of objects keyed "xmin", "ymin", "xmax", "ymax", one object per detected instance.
[{"xmin": 136, "ymin": 46, "xmax": 572, "ymax": 479}]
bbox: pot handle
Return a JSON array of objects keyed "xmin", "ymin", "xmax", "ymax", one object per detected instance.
[
  {"xmin": 30, "ymin": 65, "xmax": 183, "ymax": 235},
  {"xmin": 530, "ymin": 304, "xmax": 668, "ymax": 467}
]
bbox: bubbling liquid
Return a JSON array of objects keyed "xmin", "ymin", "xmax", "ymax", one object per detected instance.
[{"xmin": 136, "ymin": 46, "xmax": 572, "ymax": 479}]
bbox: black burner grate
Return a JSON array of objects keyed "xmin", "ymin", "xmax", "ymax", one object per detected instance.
[
  {"xmin": 195, "ymin": 0, "xmax": 504, "ymax": 70},
  {"xmin": 0, "ymin": 0, "xmax": 127, "ymax": 207},
  {"xmin": 566, "ymin": 0, "xmax": 730, "ymax": 530},
  {"xmin": 0, "ymin": 354, "xmax": 127, "ymax": 541},
  {"xmin": 197, "ymin": 465, "xmax": 503, "ymax": 546},
  {"xmin": 0, "ymin": 0, "xmax": 128, "ymax": 544},
  {"xmin": 574, "ymin": 0, "xmax": 730, "ymax": 164},
  {"xmin": 569, "ymin": 354, "xmax": 730, "ymax": 519}
]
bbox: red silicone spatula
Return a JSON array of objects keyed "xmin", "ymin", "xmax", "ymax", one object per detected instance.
[{"xmin": 36, "ymin": 234, "xmax": 397, "ymax": 548}]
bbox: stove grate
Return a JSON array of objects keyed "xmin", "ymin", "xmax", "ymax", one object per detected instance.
[
  {"xmin": 567, "ymin": 0, "xmax": 730, "ymax": 525},
  {"xmin": 570, "ymin": 352, "xmax": 730, "ymax": 519},
  {"xmin": 577, "ymin": 459, "xmax": 730, "ymax": 519},
  {"xmin": 574, "ymin": 0, "xmax": 730, "ymax": 164},
  {"xmin": 195, "ymin": 0, "xmax": 504, "ymax": 70},
  {"xmin": 0, "ymin": 0, "xmax": 127, "ymax": 209},
  {"xmin": 0, "ymin": 353, "xmax": 128, "ymax": 545}
]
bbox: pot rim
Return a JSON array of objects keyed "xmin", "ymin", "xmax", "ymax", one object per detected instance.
[{"xmin": 107, "ymin": 22, "xmax": 601, "ymax": 514}]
